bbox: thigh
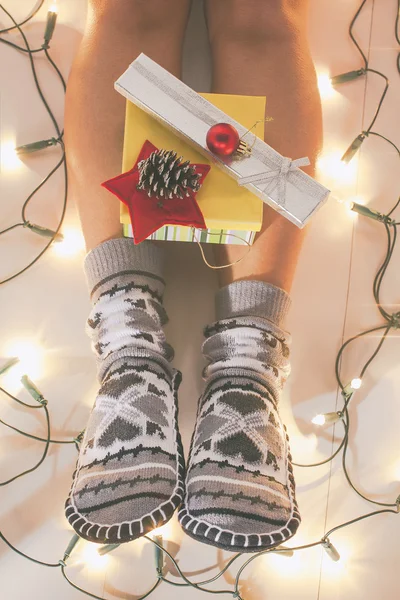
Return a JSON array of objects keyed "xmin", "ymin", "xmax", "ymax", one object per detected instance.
[
  {"xmin": 204, "ymin": 0, "xmax": 309, "ymax": 45},
  {"xmin": 89, "ymin": 0, "xmax": 193, "ymax": 35}
]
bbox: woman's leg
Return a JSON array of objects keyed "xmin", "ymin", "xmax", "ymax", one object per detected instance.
[
  {"xmin": 65, "ymin": 0, "xmax": 192, "ymax": 251},
  {"xmin": 179, "ymin": 0, "xmax": 322, "ymax": 552},
  {"xmin": 64, "ymin": 0, "xmax": 192, "ymax": 544},
  {"xmin": 205, "ymin": 0, "xmax": 323, "ymax": 292}
]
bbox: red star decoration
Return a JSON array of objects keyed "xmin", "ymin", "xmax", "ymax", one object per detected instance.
[{"xmin": 102, "ymin": 140, "xmax": 211, "ymax": 244}]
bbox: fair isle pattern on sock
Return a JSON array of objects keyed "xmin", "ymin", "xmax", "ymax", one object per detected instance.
[
  {"xmin": 179, "ymin": 280, "xmax": 300, "ymax": 552},
  {"xmin": 65, "ymin": 239, "xmax": 185, "ymax": 544}
]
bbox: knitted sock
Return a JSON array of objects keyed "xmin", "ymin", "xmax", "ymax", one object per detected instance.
[
  {"xmin": 179, "ymin": 280, "xmax": 300, "ymax": 552},
  {"xmin": 65, "ymin": 238, "xmax": 185, "ymax": 544}
]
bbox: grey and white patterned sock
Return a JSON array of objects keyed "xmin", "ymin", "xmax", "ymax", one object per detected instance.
[
  {"xmin": 179, "ymin": 280, "xmax": 300, "ymax": 552},
  {"xmin": 65, "ymin": 238, "xmax": 185, "ymax": 544}
]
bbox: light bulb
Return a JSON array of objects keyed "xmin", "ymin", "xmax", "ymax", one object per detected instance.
[
  {"xmin": 97, "ymin": 544, "xmax": 120, "ymax": 557},
  {"xmin": 317, "ymin": 73, "xmax": 335, "ymax": 100},
  {"xmin": 350, "ymin": 203, "xmax": 390, "ymax": 223},
  {"xmin": 332, "ymin": 195, "xmax": 358, "ymax": 218},
  {"xmin": 21, "ymin": 375, "xmax": 46, "ymax": 404},
  {"xmin": 44, "ymin": 1, "xmax": 58, "ymax": 46},
  {"xmin": 263, "ymin": 547, "xmax": 304, "ymax": 576},
  {"xmin": 52, "ymin": 227, "xmax": 85, "ymax": 258},
  {"xmin": 312, "ymin": 412, "xmax": 342, "ymax": 426},
  {"xmin": 271, "ymin": 545, "xmax": 294, "ymax": 557},
  {"xmin": 343, "ymin": 377, "xmax": 362, "ymax": 397},
  {"xmin": 322, "ymin": 538, "xmax": 341, "ymax": 562},
  {"xmin": 316, "ymin": 150, "xmax": 358, "ymax": 187},
  {"xmin": 312, "ymin": 414, "xmax": 326, "ymax": 426},
  {"xmin": 150, "ymin": 521, "xmax": 173, "ymax": 539},
  {"xmin": 2, "ymin": 340, "xmax": 44, "ymax": 391},
  {"xmin": 350, "ymin": 378, "xmax": 362, "ymax": 390},
  {"xmin": 322, "ymin": 540, "xmax": 351, "ymax": 579},
  {"xmin": 341, "ymin": 134, "xmax": 366, "ymax": 163},
  {"xmin": 1, "ymin": 140, "xmax": 23, "ymax": 171},
  {"xmin": 150, "ymin": 526, "xmax": 165, "ymax": 539},
  {"xmin": 344, "ymin": 195, "xmax": 368, "ymax": 218},
  {"xmin": 82, "ymin": 543, "xmax": 109, "ymax": 570},
  {"xmin": 48, "ymin": 0, "xmax": 58, "ymax": 13}
]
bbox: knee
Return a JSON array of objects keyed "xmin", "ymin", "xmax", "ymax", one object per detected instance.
[
  {"xmin": 207, "ymin": 0, "xmax": 308, "ymax": 47},
  {"xmin": 88, "ymin": 0, "xmax": 184, "ymax": 34}
]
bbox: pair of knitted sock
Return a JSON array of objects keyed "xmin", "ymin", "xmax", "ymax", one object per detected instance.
[{"xmin": 65, "ymin": 238, "xmax": 300, "ymax": 552}]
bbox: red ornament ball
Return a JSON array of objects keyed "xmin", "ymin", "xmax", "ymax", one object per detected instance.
[{"xmin": 206, "ymin": 123, "xmax": 240, "ymax": 157}]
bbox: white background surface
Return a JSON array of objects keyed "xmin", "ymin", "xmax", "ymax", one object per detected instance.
[{"xmin": 0, "ymin": 1, "xmax": 399, "ymax": 599}]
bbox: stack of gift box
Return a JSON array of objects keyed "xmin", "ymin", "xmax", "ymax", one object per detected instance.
[{"xmin": 103, "ymin": 54, "xmax": 330, "ymax": 246}]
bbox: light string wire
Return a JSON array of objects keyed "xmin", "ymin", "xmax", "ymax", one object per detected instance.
[
  {"xmin": 0, "ymin": 0, "xmax": 44, "ymax": 34},
  {"xmin": 0, "ymin": 1, "xmax": 399, "ymax": 599},
  {"xmin": 0, "ymin": 0, "xmax": 67, "ymax": 285}
]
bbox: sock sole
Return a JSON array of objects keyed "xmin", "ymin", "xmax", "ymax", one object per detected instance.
[
  {"xmin": 65, "ymin": 471, "xmax": 184, "ymax": 544},
  {"xmin": 178, "ymin": 509, "xmax": 297, "ymax": 553},
  {"xmin": 65, "ymin": 371, "xmax": 186, "ymax": 544},
  {"xmin": 179, "ymin": 426, "xmax": 300, "ymax": 553}
]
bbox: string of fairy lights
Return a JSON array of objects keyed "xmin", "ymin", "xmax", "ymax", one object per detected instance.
[
  {"xmin": 0, "ymin": 0, "xmax": 399, "ymax": 598},
  {"xmin": 0, "ymin": 0, "xmax": 67, "ymax": 284}
]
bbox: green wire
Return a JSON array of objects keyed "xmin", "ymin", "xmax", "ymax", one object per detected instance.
[
  {"xmin": 0, "ymin": 1, "xmax": 399, "ymax": 598},
  {"xmin": 0, "ymin": 531, "xmax": 60, "ymax": 568},
  {"xmin": 60, "ymin": 564, "xmax": 161, "ymax": 600},
  {"xmin": 0, "ymin": 417, "xmax": 76, "ymax": 445},
  {"xmin": 0, "ymin": 403, "xmax": 51, "ymax": 486},
  {"xmin": 0, "ymin": 0, "xmax": 45, "ymax": 34},
  {"xmin": 0, "ymin": 385, "xmax": 45, "ymax": 409},
  {"xmin": 144, "ymin": 537, "xmax": 237, "ymax": 596},
  {"xmin": 324, "ymin": 508, "xmax": 399, "ymax": 538},
  {"xmin": 0, "ymin": 3, "xmax": 68, "ymax": 285}
]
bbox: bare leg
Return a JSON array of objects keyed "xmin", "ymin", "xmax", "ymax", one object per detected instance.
[
  {"xmin": 178, "ymin": 2, "xmax": 321, "ymax": 552},
  {"xmin": 205, "ymin": 0, "xmax": 323, "ymax": 293},
  {"xmin": 64, "ymin": 0, "xmax": 195, "ymax": 545},
  {"xmin": 65, "ymin": 0, "xmax": 192, "ymax": 251}
]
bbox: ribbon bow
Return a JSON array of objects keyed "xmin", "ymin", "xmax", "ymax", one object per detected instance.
[{"xmin": 238, "ymin": 156, "xmax": 310, "ymax": 206}]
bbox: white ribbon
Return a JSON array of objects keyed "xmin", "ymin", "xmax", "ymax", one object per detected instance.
[{"xmin": 238, "ymin": 156, "xmax": 311, "ymax": 206}]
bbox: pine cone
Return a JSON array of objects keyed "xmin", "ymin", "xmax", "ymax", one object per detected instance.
[{"xmin": 137, "ymin": 149, "xmax": 202, "ymax": 201}]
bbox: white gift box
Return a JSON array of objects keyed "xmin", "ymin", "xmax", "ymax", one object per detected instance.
[{"xmin": 115, "ymin": 53, "xmax": 330, "ymax": 228}]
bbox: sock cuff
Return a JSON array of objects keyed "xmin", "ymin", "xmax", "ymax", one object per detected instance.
[
  {"xmin": 215, "ymin": 280, "xmax": 292, "ymax": 328},
  {"xmin": 84, "ymin": 238, "xmax": 165, "ymax": 293}
]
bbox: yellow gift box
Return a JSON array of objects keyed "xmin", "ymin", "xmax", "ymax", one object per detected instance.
[{"xmin": 121, "ymin": 93, "xmax": 265, "ymax": 244}]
